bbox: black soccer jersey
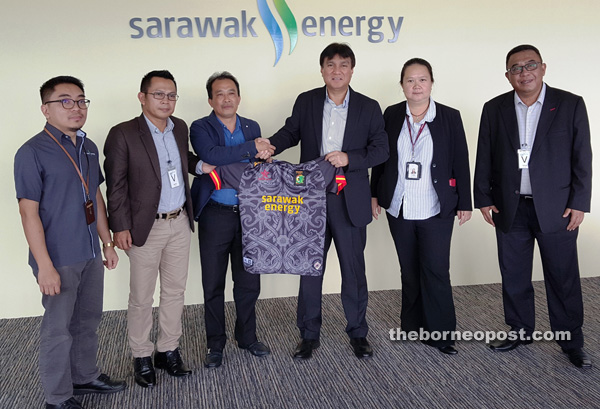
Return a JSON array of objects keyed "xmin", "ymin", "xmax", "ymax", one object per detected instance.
[{"xmin": 209, "ymin": 157, "xmax": 346, "ymax": 276}]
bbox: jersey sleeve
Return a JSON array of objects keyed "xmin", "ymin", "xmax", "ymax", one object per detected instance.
[
  {"xmin": 208, "ymin": 162, "xmax": 248, "ymax": 190},
  {"xmin": 315, "ymin": 157, "xmax": 346, "ymax": 195}
]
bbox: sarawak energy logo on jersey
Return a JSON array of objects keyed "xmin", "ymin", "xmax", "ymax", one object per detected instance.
[
  {"xmin": 262, "ymin": 194, "xmax": 303, "ymax": 214},
  {"xmin": 129, "ymin": 1, "xmax": 403, "ymax": 67}
]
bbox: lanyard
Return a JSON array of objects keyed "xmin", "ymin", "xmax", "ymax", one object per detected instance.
[
  {"xmin": 44, "ymin": 128, "xmax": 90, "ymax": 200},
  {"xmin": 405, "ymin": 115, "xmax": 427, "ymax": 161}
]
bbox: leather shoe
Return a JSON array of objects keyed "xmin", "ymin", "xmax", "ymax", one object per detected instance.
[
  {"xmin": 205, "ymin": 349, "xmax": 223, "ymax": 368},
  {"xmin": 73, "ymin": 373, "xmax": 126, "ymax": 395},
  {"xmin": 293, "ymin": 339, "xmax": 320, "ymax": 360},
  {"xmin": 563, "ymin": 347, "xmax": 592, "ymax": 368},
  {"xmin": 155, "ymin": 348, "xmax": 192, "ymax": 376},
  {"xmin": 46, "ymin": 397, "xmax": 83, "ymax": 409},
  {"xmin": 437, "ymin": 345, "xmax": 458, "ymax": 355},
  {"xmin": 350, "ymin": 337, "xmax": 373, "ymax": 358},
  {"xmin": 489, "ymin": 338, "xmax": 532, "ymax": 352},
  {"xmin": 133, "ymin": 356, "xmax": 156, "ymax": 388},
  {"xmin": 239, "ymin": 341, "xmax": 271, "ymax": 357}
]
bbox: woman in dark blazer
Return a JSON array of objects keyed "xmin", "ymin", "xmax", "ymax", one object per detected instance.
[{"xmin": 371, "ymin": 58, "xmax": 472, "ymax": 354}]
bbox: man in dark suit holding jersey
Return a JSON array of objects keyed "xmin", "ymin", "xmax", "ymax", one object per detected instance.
[
  {"xmin": 474, "ymin": 44, "xmax": 592, "ymax": 368},
  {"xmin": 269, "ymin": 43, "xmax": 389, "ymax": 360}
]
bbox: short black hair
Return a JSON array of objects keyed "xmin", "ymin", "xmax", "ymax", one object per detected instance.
[
  {"xmin": 400, "ymin": 58, "xmax": 434, "ymax": 84},
  {"xmin": 40, "ymin": 76, "xmax": 84, "ymax": 103},
  {"xmin": 319, "ymin": 43, "xmax": 356, "ymax": 68},
  {"xmin": 140, "ymin": 70, "xmax": 176, "ymax": 93},
  {"xmin": 206, "ymin": 71, "xmax": 240, "ymax": 99},
  {"xmin": 506, "ymin": 44, "xmax": 543, "ymax": 68}
]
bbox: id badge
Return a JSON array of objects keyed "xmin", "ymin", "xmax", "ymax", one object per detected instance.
[
  {"xmin": 168, "ymin": 166, "xmax": 180, "ymax": 188},
  {"xmin": 517, "ymin": 149, "xmax": 531, "ymax": 169},
  {"xmin": 84, "ymin": 199, "xmax": 95, "ymax": 225},
  {"xmin": 405, "ymin": 162, "xmax": 422, "ymax": 180}
]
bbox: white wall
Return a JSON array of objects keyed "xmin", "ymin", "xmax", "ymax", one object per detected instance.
[{"xmin": 1, "ymin": 0, "xmax": 598, "ymax": 318}]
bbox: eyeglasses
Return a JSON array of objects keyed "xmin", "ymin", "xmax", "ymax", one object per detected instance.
[
  {"xmin": 44, "ymin": 98, "xmax": 91, "ymax": 109},
  {"xmin": 147, "ymin": 91, "xmax": 179, "ymax": 101},
  {"xmin": 507, "ymin": 62, "xmax": 542, "ymax": 75}
]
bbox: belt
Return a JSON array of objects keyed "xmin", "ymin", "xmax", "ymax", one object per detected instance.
[
  {"xmin": 520, "ymin": 195, "xmax": 533, "ymax": 200},
  {"xmin": 156, "ymin": 206, "xmax": 185, "ymax": 220},
  {"xmin": 208, "ymin": 200, "xmax": 239, "ymax": 213}
]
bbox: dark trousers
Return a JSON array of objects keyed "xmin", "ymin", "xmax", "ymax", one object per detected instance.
[
  {"xmin": 198, "ymin": 202, "xmax": 260, "ymax": 350},
  {"xmin": 297, "ymin": 193, "xmax": 369, "ymax": 340},
  {"xmin": 495, "ymin": 197, "xmax": 584, "ymax": 349},
  {"xmin": 37, "ymin": 256, "xmax": 104, "ymax": 404},
  {"xmin": 386, "ymin": 211, "xmax": 456, "ymax": 347}
]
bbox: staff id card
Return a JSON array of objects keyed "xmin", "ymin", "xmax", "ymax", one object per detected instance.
[
  {"xmin": 168, "ymin": 165, "xmax": 180, "ymax": 188},
  {"xmin": 406, "ymin": 162, "xmax": 422, "ymax": 180},
  {"xmin": 517, "ymin": 149, "xmax": 531, "ymax": 169}
]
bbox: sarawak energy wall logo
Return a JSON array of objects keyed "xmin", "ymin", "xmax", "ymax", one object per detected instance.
[
  {"xmin": 257, "ymin": 0, "xmax": 298, "ymax": 65},
  {"xmin": 129, "ymin": 1, "xmax": 403, "ymax": 66}
]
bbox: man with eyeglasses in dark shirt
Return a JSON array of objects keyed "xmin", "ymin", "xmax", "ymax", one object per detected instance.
[
  {"xmin": 474, "ymin": 45, "xmax": 592, "ymax": 368},
  {"xmin": 14, "ymin": 76, "xmax": 126, "ymax": 409},
  {"xmin": 104, "ymin": 70, "xmax": 206, "ymax": 388}
]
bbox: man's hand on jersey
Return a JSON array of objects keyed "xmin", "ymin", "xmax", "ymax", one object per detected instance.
[{"xmin": 325, "ymin": 151, "xmax": 349, "ymax": 168}]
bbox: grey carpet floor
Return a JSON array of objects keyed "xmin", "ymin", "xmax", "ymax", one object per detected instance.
[{"xmin": 1, "ymin": 278, "xmax": 599, "ymax": 409}]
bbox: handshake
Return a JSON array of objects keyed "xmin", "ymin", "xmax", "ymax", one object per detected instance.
[{"xmin": 255, "ymin": 137, "xmax": 276, "ymax": 160}]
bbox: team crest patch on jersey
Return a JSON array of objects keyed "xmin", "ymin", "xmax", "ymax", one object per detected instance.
[
  {"xmin": 243, "ymin": 257, "xmax": 254, "ymax": 267},
  {"xmin": 313, "ymin": 261, "xmax": 322, "ymax": 270},
  {"xmin": 295, "ymin": 171, "xmax": 306, "ymax": 186}
]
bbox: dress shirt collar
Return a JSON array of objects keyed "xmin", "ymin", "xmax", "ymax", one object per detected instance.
[
  {"xmin": 405, "ymin": 97, "xmax": 436, "ymax": 125},
  {"xmin": 325, "ymin": 87, "xmax": 350, "ymax": 108},
  {"xmin": 514, "ymin": 82, "xmax": 547, "ymax": 108},
  {"xmin": 143, "ymin": 114, "xmax": 174, "ymax": 134}
]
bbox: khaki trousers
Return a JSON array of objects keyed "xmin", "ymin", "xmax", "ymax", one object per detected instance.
[{"xmin": 126, "ymin": 211, "xmax": 191, "ymax": 357}]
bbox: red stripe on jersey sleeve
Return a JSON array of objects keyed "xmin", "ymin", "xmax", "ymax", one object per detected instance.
[
  {"xmin": 336, "ymin": 175, "xmax": 347, "ymax": 195},
  {"xmin": 209, "ymin": 170, "xmax": 222, "ymax": 190}
]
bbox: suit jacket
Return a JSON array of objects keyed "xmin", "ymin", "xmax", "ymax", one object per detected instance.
[
  {"xmin": 189, "ymin": 111, "xmax": 261, "ymax": 220},
  {"xmin": 371, "ymin": 101, "xmax": 472, "ymax": 218},
  {"xmin": 473, "ymin": 85, "xmax": 592, "ymax": 233},
  {"xmin": 269, "ymin": 86, "xmax": 389, "ymax": 227},
  {"xmin": 104, "ymin": 114, "xmax": 194, "ymax": 246}
]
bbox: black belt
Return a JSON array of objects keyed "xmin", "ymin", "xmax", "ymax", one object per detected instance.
[
  {"xmin": 156, "ymin": 206, "xmax": 184, "ymax": 220},
  {"xmin": 520, "ymin": 195, "xmax": 533, "ymax": 200},
  {"xmin": 208, "ymin": 200, "xmax": 239, "ymax": 213}
]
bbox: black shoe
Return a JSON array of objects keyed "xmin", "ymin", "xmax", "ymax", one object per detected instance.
[
  {"xmin": 239, "ymin": 341, "xmax": 271, "ymax": 357},
  {"xmin": 350, "ymin": 337, "xmax": 373, "ymax": 359},
  {"xmin": 72, "ymin": 373, "xmax": 126, "ymax": 395},
  {"xmin": 133, "ymin": 356, "xmax": 156, "ymax": 388},
  {"xmin": 438, "ymin": 345, "xmax": 458, "ymax": 355},
  {"xmin": 489, "ymin": 338, "xmax": 533, "ymax": 352},
  {"xmin": 155, "ymin": 348, "xmax": 192, "ymax": 377},
  {"xmin": 293, "ymin": 339, "xmax": 320, "ymax": 360},
  {"xmin": 46, "ymin": 397, "xmax": 83, "ymax": 409},
  {"xmin": 562, "ymin": 347, "xmax": 592, "ymax": 368},
  {"xmin": 205, "ymin": 349, "xmax": 223, "ymax": 368}
]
